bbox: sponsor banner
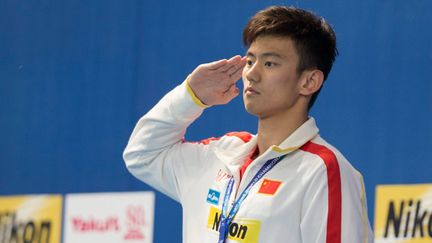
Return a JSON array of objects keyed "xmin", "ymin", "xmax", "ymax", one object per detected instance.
[
  {"xmin": 206, "ymin": 206, "xmax": 261, "ymax": 243},
  {"xmin": 63, "ymin": 191, "xmax": 155, "ymax": 243},
  {"xmin": 0, "ymin": 194, "xmax": 63, "ymax": 243},
  {"xmin": 374, "ymin": 184, "xmax": 432, "ymax": 243}
]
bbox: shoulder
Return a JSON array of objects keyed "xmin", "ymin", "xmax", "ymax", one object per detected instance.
[
  {"xmin": 184, "ymin": 131, "xmax": 255, "ymax": 148},
  {"xmin": 300, "ymin": 136, "xmax": 358, "ymax": 172},
  {"xmin": 299, "ymin": 136, "xmax": 364, "ymax": 191},
  {"xmin": 299, "ymin": 138, "xmax": 343, "ymax": 185}
]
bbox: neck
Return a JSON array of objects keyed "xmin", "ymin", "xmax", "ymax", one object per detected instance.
[{"xmin": 256, "ymin": 110, "xmax": 308, "ymax": 156}]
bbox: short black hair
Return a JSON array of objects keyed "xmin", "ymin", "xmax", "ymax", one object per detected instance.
[{"xmin": 243, "ymin": 6, "xmax": 338, "ymax": 109}]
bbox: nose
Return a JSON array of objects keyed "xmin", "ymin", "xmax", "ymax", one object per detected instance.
[{"xmin": 243, "ymin": 62, "xmax": 260, "ymax": 83}]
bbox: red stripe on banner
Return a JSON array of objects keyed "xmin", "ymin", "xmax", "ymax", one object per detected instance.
[{"xmin": 300, "ymin": 141, "xmax": 342, "ymax": 243}]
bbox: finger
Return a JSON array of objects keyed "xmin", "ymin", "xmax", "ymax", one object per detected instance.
[
  {"xmin": 227, "ymin": 59, "xmax": 246, "ymax": 76},
  {"xmin": 205, "ymin": 59, "xmax": 228, "ymax": 70},
  {"xmin": 224, "ymin": 64, "xmax": 238, "ymax": 76},
  {"xmin": 228, "ymin": 66, "xmax": 245, "ymax": 82},
  {"xmin": 227, "ymin": 55, "xmax": 242, "ymax": 63},
  {"xmin": 220, "ymin": 55, "xmax": 242, "ymax": 72},
  {"xmin": 228, "ymin": 58, "xmax": 247, "ymax": 81}
]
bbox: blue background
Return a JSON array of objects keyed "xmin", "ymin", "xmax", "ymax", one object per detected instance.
[{"xmin": 1, "ymin": 0, "xmax": 431, "ymax": 241}]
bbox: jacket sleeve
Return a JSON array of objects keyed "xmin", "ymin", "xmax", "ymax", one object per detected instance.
[
  {"xmin": 123, "ymin": 80, "xmax": 212, "ymax": 203},
  {"xmin": 300, "ymin": 157, "xmax": 374, "ymax": 243}
]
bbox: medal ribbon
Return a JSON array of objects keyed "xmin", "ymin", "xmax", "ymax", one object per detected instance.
[{"xmin": 218, "ymin": 155, "xmax": 286, "ymax": 243}]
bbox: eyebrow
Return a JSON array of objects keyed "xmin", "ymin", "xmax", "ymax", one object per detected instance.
[{"xmin": 246, "ymin": 51, "xmax": 284, "ymax": 59}]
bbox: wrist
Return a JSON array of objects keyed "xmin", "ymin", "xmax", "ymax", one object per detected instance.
[{"xmin": 185, "ymin": 75, "xmax": 210, "ymax": 108}]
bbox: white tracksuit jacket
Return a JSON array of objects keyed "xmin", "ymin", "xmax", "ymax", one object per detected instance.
[{"xmin": 123, "ymin": 81, "xmax": 374, "ymax": 243}]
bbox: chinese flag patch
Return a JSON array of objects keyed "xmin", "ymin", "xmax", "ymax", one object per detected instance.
[{"xmin": 258, "ymin": 179, "xmax": 282, "ymax": 195}]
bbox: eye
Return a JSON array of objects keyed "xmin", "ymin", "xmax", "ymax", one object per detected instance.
[
  {"xmin": 264, "ymin": 61, "xmax": 276, "ymax": 67},
  {"xmin": 246, "ymin": 60, "xmax": 254, "ymax": 66}
]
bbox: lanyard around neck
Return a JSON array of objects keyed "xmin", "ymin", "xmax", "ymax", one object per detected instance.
[{"xmin": 218, "ymin": 155, "xmax": 286, "ymax": 243}]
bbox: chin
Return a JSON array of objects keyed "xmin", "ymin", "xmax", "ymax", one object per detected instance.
[{"xmin": 243, "ymin": 103, "xmax": 261, "ymax": 117}]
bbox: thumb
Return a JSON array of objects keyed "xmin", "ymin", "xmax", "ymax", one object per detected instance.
[{"xmin": 222, "ymin": 85, "xmax": 240, "ymax": 104}]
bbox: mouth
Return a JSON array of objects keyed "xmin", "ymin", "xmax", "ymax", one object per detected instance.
[{"xmin": 244, "ymin": 86, "xmax": 260, "ymax": 95}]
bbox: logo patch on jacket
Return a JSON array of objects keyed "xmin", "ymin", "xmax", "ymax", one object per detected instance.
[
  {"xmin": 258, "ymin": 179, "xmax": 282, "ymax": 195},
  {"xmin": 207, "ymin": 189, "xmax": 221, "ymax": 205},
  {"xmin": 214, "ymin": 169, "xmax": 233, "ymax": 182},
  {"xmin": 207, "ymin": 206, "xmax": 261, "ymax": 242}
]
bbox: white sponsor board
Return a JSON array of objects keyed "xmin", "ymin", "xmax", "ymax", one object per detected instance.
[{"xmin": 64, "ymin": 191, "xmax": 155, "ymax": 243}]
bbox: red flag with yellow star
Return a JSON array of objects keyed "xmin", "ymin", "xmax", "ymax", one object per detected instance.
[{"xmin": 258, "ymin": 179, "xmax": 282, "ymax": 195}]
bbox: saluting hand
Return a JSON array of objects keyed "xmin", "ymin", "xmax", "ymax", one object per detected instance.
[{"xmin": 188, "ymin": 55, "xmax": 247, "ymax": 106}]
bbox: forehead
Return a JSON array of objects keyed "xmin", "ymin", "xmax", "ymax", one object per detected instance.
[{"xmin": 247, "ymin": 35, "xmax": 299, "ymax": 60}]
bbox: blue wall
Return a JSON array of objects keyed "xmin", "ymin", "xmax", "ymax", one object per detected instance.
[{"xmin": 1, "ymin": 0, "xmax": 431, "ymax": 241}]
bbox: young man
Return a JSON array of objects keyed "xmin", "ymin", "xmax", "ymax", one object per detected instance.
[{"xmin": 124, "ymin": 6, "xmax": 373, "ymax": 243}]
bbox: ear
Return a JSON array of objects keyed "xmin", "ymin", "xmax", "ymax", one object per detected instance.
[{"xmin": 299, "ymin": 70, "xmax": 324, "ymax": 96}]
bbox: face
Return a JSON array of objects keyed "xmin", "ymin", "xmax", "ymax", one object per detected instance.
[{"xmin": 242, "ymin": 35, "xmax": 306, "ymax": 119}]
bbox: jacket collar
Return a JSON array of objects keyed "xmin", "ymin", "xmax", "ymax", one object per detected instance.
[
  {"xmin": 215, "ymin": 117, "xmax": 319, "ymax": 166},
  {"xmin": 269, "ymin": 117, "xmax": 319, "ymax": 155}
]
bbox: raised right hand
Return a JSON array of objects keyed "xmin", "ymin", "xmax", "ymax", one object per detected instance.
[{"xmin": 187, "ymin": 55, "xmax": 247, "ymax": 106}]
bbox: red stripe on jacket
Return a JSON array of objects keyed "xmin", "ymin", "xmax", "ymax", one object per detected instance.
[
  {"xmin": 185, "ymin": 131, "xmax": 253, "ymax": 145},
  {"xmin": 300, "ymin": 141, "xmax": 342, "ymax": 243}
]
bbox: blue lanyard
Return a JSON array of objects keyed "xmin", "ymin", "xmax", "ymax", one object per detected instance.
[{"xmin": 218, "ymin": 155, "xmax": 286, "ymax": 243}]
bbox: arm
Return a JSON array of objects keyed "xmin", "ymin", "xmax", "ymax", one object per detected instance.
[{"xmin": 123, "ymin": 55, "xmax": 246, "ymax": 202}]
